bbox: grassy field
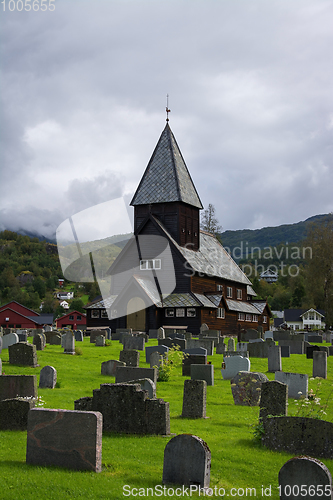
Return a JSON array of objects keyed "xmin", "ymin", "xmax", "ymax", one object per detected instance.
[{"xmin": 1, "ymin": 337, "xmax": 333, "ymax": 500}]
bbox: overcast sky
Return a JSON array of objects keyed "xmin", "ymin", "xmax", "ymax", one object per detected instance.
[{"xmin": 1, "ymin": 0, "xmax": 332, "ymax": 241}]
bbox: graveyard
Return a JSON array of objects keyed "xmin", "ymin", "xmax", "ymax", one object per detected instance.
[{"xmin": 1, "ymin": 333, "xmax": 333, "ymax": 499}]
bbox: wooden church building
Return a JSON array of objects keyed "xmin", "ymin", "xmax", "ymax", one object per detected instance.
[{"xmin": 85, "ymin": 122, "xmax": 271, "ymax": 335}]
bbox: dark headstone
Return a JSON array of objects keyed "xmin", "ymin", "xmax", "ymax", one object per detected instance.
[
  {"xmin": 231, "ymin": 371, "xmax": 268, "ymax": 406},
  {"xmin": 0, "ymin": 375, "xmax": 37, "ymax": 401},
  {"xmin": 162, "ymin": 434, "xmax": 211, "ymax": 488},
  {"xmin": 115, "ymin": 366, "xmax": 158, "ymax": 385},
  {"xmin": 101, "ymin": 360, "xmax": 126, "ymax": 376},
  {"xmin": 182, "ymin": 380, "xmax": 206, "ymax": 418},
  {"xmin": 119, "ymin": 349, "xmax": 139, "ymax": 367},
  {"xmin": 39, "ymin": 366, "xmax": 57, "ymax": 389},
  {"xmin": 26, "ymin": 408, "xmax": 102, "ymax": 472},
  {"xmin": 306, "ymin": 345, "xmax": 321, "ymax": 359},
  {"xmin": 0, "ymin": 397, "xmax": 35, "ymax": 430},
  {"xmin": 8, "ymin": 342, "xmax": 38, "ymax": 367},
  {"xmin": 259, "ymin": 380, "xmax": 288, "ymax": 423},
  {"xmin": 182, "ymin": 354, "xmax": 207, "ymax": 376}
]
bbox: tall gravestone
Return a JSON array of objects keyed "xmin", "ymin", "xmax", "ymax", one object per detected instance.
[
  {"xmin": 2, "ymin": 332, "xmax": 19, "ymax": 349},
  {"xmin": 267, "ymin": 345, "xmax": 282, "ymax": 372},
  {"xmin": 157, "ymin": 327, "xmax": 165, "ymax": 340},
  {"xmin": 63, "ymin": 331, "xmax": 75, "ymax": 354},
  {"xmin": 0, "ymin": 397, "xmax": 35, "ymax": 430},
  {"xmin": 150, "ymin": 351, "xmax": 163, "ymax": 369},
  {"xmin": 228, "ymin": 337, "xmax": 235, "ymax": 351},
  {"xmin": 182, "ymin": 380, "xmax": 206, "ymax": 419},
  {"xmin": 39, "ymin": 366, "xmax": 57, "ymax": 389},
  {"xmin": 33, "ymin": 334, "xmax": 45, "ymax": 351},
  {"xmin": 278, "ymin": 457, "xmax": 333, "ymax": 500},
  {"xmin": 221, "ymin": 355, "xmax": 250, "ymax": 380},
  {"xmin": 101, "ymin": 360, "xmax": 126, "ymax": 376},
  {"xmin": 313, "ymin": 351, "xmax": 327, "ymax": 379},
  {"xmin": 162, "ymin": 434, "xmax": 211, "ymax": 488},
  {"xmin": 275, "ymin": 372, "xmax": 308, "ymax": 399},
  {"xmin": 259, "ymin": 380, "xmax": 288, "ymax": 423}
]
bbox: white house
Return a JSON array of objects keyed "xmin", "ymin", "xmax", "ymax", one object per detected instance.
[
  {"xmin": 284, "ymin": 308, "xmax": 325, "ymax": 330},
  {"xmin": 59, "ymin": 300, "xmax": 69, "ymax": 309},
  {"xmin": 56, "ymin": 291, "xmax": 74, "ymax": 300}
]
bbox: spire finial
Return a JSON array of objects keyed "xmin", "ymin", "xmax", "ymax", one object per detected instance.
[{"xmin": 166, "ymin": 94, "xmax": 171, "ymax": 122}]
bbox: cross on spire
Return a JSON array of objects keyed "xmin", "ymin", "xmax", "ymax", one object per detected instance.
[{"xmin": 166, "ymin": 94, "xmax": 171, "ymax": 122}]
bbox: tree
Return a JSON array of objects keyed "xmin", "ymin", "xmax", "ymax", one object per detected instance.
[
  {"xmin": 200, "ymin": 204, "xmax": 222, "ymax": 235},
  {"xmin": 69, "ymin": 298, "xmax": 85, "ymax": 313},
  {"xmin": 303, "ymin": 215, "xmax": 333, "ymax": 327}
]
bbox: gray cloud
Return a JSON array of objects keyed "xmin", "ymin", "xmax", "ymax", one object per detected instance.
[{"xmin": 1, "ymin": 0, "xmax": 332, "ymax": 238}]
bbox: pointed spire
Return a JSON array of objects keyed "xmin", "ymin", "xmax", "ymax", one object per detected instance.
[{"xmin": 130, "ymin": 124, "xmax": 203, "ymax": 209}]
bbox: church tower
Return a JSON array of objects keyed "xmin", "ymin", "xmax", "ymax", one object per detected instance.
[{"xmin": 130, "ymin": 123, "xmax": 203, "ymax": 251}]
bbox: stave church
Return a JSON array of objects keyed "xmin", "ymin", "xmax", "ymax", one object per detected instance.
[{"xmin": 85, "ymin": 119, "xmax": 271, "ymax": 335}]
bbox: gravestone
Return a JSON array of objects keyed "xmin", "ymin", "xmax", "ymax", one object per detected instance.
[
  {"xmin": 145, "ymin": 345, "xmax": 169, "ymax": 364},
  {"xmin": 185, "ymin": 332, "xmax": 192, "ymax": 340},
  {"xmin": 39, "ymin": 366, "xmax": 57, "ymax": 389},
  {"xmin": 0, "ymin": 397, "xmax": 35, "ymax": 430},
  {"xmin": 216, "ymin": 342, "xmax": 226, "ymax": 354},
  {"xmin": 150, "ymin": 351, "xmax": 163, "ymax": 369},
  {"xmin": 259, "ymin": 380, "xmax": 288, "ymax": 422},
  {"xmin": 0, "ymin": 358, "xmax": 2, "ymax": 374},
  {"xmin": 2, "ymin": 332, "xmax": 19, "ymax": 349},
  {"xmin": 33, "ymin": 334, "xmax": 45, "ymax": 351},
  {"xmin": 228, "ymin": 337, "xmax": 235, "ymax": 351},
  {"xmin": 187, "ymin": 339, "xmax": 213, "ymax": 356},
  {"xmin": 101, "ymin": 360, "xmax": 126, "ymax": 376},
  {"xmin": 182, "ymin": 354, "xmax": 207, "ymax": 376},
  {"xmin": 159, "ymin": 338, "xmax": 186, "ymax": 350},
  {"xmin": 0, "ymin": 374, "xmax": 37, "ymax": 401},
  {"xmin": 278, "ymin": 457, "xmax": 333, "ymax": 500},
  {"xmin": 280, "ymin": 345, "xmax": 290, "ymax": 357},
  {"xmin": 242, "ymin": 329, "xmax": 259, "ymax": 341},
  {"xmin": 90, "ymin": 330, "xmax": 106, "ymax": 343},
  {"xmin": 126, "ymin": 378, "xmax": 156, "ymax": 399},
  {"xmin": 75, "ymin": 383, "xmax": 170, "ymax": 435},
  {"xmin": 157, "ymin": 327, "xmax": 165, "ymax": 340},
  {"xmin": 0, "ymin": 336, "xmax": 2, "ymax": 355},
  {"xmin": 248, "ymin": 338, "xmax": 264, "ymax": 343},
  {"xmin": 119, "ymin": 349, "xmax": 139, "ymax": 367},
  {"xmin": 231, "ymin": 371, "xmax": 268, "ymax": 406},
  {"xmin": 200, "ymin": 323, "xmax": 209, "ymax": 334},
  {"xmin": 221, "ymin": 355, "xmax": 250, "ymax": 380},
  {"xmin": 248, "ymin": 340, "xmax": 274, "ymax": 358},
  {"xmin": 17, "ymin": 331, "xmax": 28, "ymax": 342},
  {"xmin": 275, "ymin": 372, "xmax": 308, "ymax": 399},
  {"xmin": 313, "ymin": 351, "xmax": 327, "ymax": 379},
  {"xmin": 267, "ymin": 345, "xmax": 282, "ymax": 372},
  {"xmin": 148, "ymin": 329, "xmax": 158, "ymax": 339},
  {"xmin": 44, "ymin": 325, "xmax": 52, "ymax": 332},
  {"xmin": 306, "ymin": 345, "xmax": 321, "ymax": 359},
  {"xmin": 264, "ymin": 331, "xmax": 274, "ymax": 340},
  {"xmin": 26, "ymin": 408, "xmax": 102, "ymax": 472},
  {"xmin": 95, "ymin": 335, "xmax": 105, "ymax": 347},
  {"xmin": 8, "ymin": 342, "xmax": 38, "ymax": 367},
  {"xmin": 115, "ymin": 366, "xmax": 158, "ymax": 385},
  {"xmin": 63, "ymin": 331, "xmax": 75, "ymax": 354},
  {"xmin": 162, "ymin": 434, "xmax": 211, "ymax": 488},
  {"xmin": 183, "ymin": 347, "xmax": 207, "ymax": 356},
  {"xmin": 182, "ymin": 380, "xmax": 206, "ymax": 419},
  {"xmin": 319, "ymin": 345, "xmax": 329, "ymax": 357},
  {"xmin": 308, "ymin": 334, "xmax": 323, "ymax": 343},
  {"xmin": 74, "ymin": 330, "xmax": 84, "ymax": 342},
  {"xmin": 278, "ymin": 340, "xmax": 304, "ymax": 355},
  {"xmin": 190, "ymin": 364, "xmax": 214, "ymax": 386},
  {"xmin": 49, "ymin": 334, "xmax": 61, "ymax": 345}
]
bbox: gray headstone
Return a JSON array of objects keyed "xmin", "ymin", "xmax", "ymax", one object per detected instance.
[
  {"xmin": 123, "ymin": 335, "xmax": 145, "ymax": 351},
  {"xmin": 278, "ymin": 340, "xmax": 304, "ymax": 355},
  {"xmin": 39, "ymin": 366, "xmax": 57, "ymax": 389},
  {"xmin": 2, "ymin": 332, "xmax": 19, "ymax": 349},
  {"xmin": 157, "ymin": 327, "xmax": 165, "ymax": 340},
  {"xmin": 162, "ymin": 434, "xmax": 211, "ymax": 488},
  {"xmin": 26, "ymin": 408, "xmax": 102, "ymax": 472},
  {"xmin": 200, "ymin": 323, "xmax": 209, "ymax": 334},
  {"xmin": 115, "ymin": 366, "xmax": 158, "ymax": 385},
  {"xmin": 145, "ymin": 345, "xmax": 169, "ymax": 363},
  {"xmin": 216, "ymin": 342, "xmax": 226, "ymax": 354},
  {"xmin": 182, "ymin": 379, "xmax": 207, "ymax": 419},
  {"xmin": 259, "ymin": 380, "xmax": 288, "ymax": 422},
  {"xmin": 279, "ymin": 457, "xmax": 333, "ymax": 500},
  {"xmin": 187, "ymin": 339, "xmax": 213, "ymax": 356},
  {"xmin": 182, "ymin": 354, "xmax": 207, "ymax": 376},
  {"xmin": 95, "ymin": 335, "xmax": 106, "ymax": 347},
  {"xmin": 191, "ymin": 364, "xmax": 214, "ymax": 386},
  {"xmin": 150, "ymin": 351, "xmax": 163, "ymax": 369},
  {"xmin": 268, "ymin": 345, "xmax": 282, "ymax": 372},
  {"xmin": 63, "ymin": 331, "xmax": 75, "ymax": 354},
  {"xmin": 74, "ymin": 330, "xmax": 84, "ymax": 342},
  {"xmin": 228, "ymin": 337, "xmax": 235, "ymax": 351},
  {"xmin": 280, "ymin": 345, "xmax": 290, "ymax": 357},
  {"xmin": 101, "ymin": 359, "xmax": 126, "ymax": 376},
  {"xmin": 49, "ymin": 334, "xmax": 61, "ymax": 345},
  {"xmin": 308, "ymin": 334, "xmax": 323, "ymax": 343},
  {"xmin": 221, "ymin": 355, "xmax": 251, "ymax": 380},
  {"xmin": 119, "ymin": 349, "xmax": 140, "ymax": 367},
  {"xmin": 126, "ymin": 378, "xmax": 156, "ymax": 399},
  {"xmin": 148, "ymin": 329, "xmax": 158, "ymax": 339},
  {"xmin": 313, "ymin": 351, "xmax": 327, "ymax": 379},
  {"xmin": 183, "ymin": 347, "xmax": 207, "ymax": 356},
  {"xmin": 8, "ymin": 342, "xmax": 38, "ymax": 367},
  {"xmin": 275, "ymin": 372, "xmax": 308, "ymax": 399},
  {"xmin": 231, "ymin": 371, "xmax": 268, "ymax": 406},
  {"xmin": 33, "ymin": 333, "xmax": 45, "ymax": 351}
]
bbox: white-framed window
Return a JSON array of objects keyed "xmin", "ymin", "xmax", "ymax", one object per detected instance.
[
  {"xmin": 217, "ymin": 284, "xmax": 223, "ymax": 292},
  {"xmin": 176, "ymin": 308, "xmax": 185, "ymax": 317},
  {"xmin": 227, "ymin": 286, "xmax": 233, "ymax": 298},
  {"xmin": 238, "ymin": 312, "xmax": 245, "ymax": 321},
  {"xmin": 237, "ymin": 289, "xmax": 242, "ymax": 300},
  {"xmin": 217, "ymin": 307, "xmax": 225, "ymax": 319},
  {"xmin": 253, "ymin": 314, "xmax": 258, "ymax": 322},
  {"xmin": 309, "ymin": 313, "xmax": 314, "ymax": 320},
  {"xmin": 165, "ymin": 308, "xmax": 174, "ymax": 317},
  {"xmin": 140, "ymin": 259, "xmax": 161, "ymax": 270},
  {"xmin": 187, "ymin": 308, "xmax": 196, "ymax": 317},
  {"xmin": 263, "ymin": 316, "xmax": 267, "ymax": 323},
  {"xmin": 245, "ymin": 313, "xmax": 252, "ymax": 322},
  {"xmin": 91, "ymin": 310, "xmax": 100, "ymax": 319}
]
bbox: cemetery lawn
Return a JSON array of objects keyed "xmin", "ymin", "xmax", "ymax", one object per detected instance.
[{"xmin": 1, "ymin": 338, "xmax": 333, "ymax": 500}]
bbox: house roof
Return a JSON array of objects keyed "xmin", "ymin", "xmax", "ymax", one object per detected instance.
[
  {"xmin": 225, "ymin": 299, "xmax": 261, "ymax": 314},
  {"xmin": 247, "ymin": 285, "xmax": 257, "ymax": 296},
  {"xmin": 56, "ymin": 310, "xmax": 86, "ymax": 321},
  {"xmin": 130, "ymin": 123, "xmax": 203, "ymax": 209},
  {"xmin": 27, "ymin": 314, "xmax": 54, "ymax": 325},
  {"xmin": 284, "ymin": 308, "xmax": 325, "ymax": 322},
  {"xmin": 0, "ymin": 300, "xmax": 40, "ymax": 316},
  {"xmin": 152, "ymin": 216, "xmax": 252, "ymax": 285}
]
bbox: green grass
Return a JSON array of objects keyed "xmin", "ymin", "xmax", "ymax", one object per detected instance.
[{"xmin": 1, "ymin": 338, "xmax": 333, "ymax": 499}]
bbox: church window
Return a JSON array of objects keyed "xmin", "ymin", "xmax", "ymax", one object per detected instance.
[
  {"xmin": 217, "ymin": 307, "xmax": 225, "ymax": 319},
  {"xmin": 227, "ymin": 287, "xmax": 233, "ymax": 298},
  {"xmin": 165, "ymin": 308, "xmax": 174, "ymax": 317},
  {"xmin": 237, "ymin": 289, "xmax": 242, "ymax": 300},
  {"xmin": 238, "ymin": 312, "xmax": 245, "ymax": 321},
  {"xmin": 217, "ymin": 284, "xmax": 223, "ymax": 292},
  {"xmin": 176, "ymin": 308, "xmax": 185, "ymax": 317},
  {"xmin": 187, "ymin": 308, "xmax": 196, "ymax": 317},
  {"xmin": 101, "ymin": 310, "xmax": 108, "ymax": 318},
  {"xmin": 140, "ymin": 259, "xmax": 161, "ymax": 270},
  {"xmin": 91, "ymin": 310, "xmax": 100, "ymax": 319},
  {"xmin": 253, "ymin": 314, "xmax": 258, "ymax": 322}
]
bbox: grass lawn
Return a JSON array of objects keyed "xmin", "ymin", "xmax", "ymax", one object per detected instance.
[{"xmin": 1, "ymin": 337, "xmax": 333, "ymax": 500}]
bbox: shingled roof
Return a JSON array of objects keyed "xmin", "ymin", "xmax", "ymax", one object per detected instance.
[{"xmin": 130, "ymin": 123, "xmax": 203, "ymax": 209}]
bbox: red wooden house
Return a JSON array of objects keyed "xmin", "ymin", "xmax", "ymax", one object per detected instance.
[
  {"xmin": 56, "ymin": 310, "xmax": 86, "ymax": 330},
  {"xmin": 0, "ymin": 301, "xmax": 53, "ymax": 329},
  {"xmin": 85, "ymin": 122, "xmax": 271, "ymax": 334}
]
